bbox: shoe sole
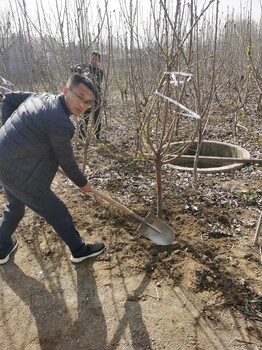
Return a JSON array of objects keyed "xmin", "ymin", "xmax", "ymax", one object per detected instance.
[
  {"xmin": 70, "ymin": 247, "xmax": 105, "ymax": 263},
  {"xmin": 0, "ymin": 241, "xmax": 19, "ymax": 265}
]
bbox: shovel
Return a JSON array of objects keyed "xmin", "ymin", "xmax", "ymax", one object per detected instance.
[{"xmin": 90, "ymin": 188, "xmax": 175, "ymax": 246}]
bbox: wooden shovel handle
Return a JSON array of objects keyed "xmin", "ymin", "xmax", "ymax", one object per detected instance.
[
  {"xmin": 91, "ymin": 187, "xmax": 134, "ymax": 216},
  {"xmin": 91, "ymin": 188, "xmax": 161, "ymax": 233}
]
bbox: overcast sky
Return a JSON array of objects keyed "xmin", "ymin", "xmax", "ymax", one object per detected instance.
[{"xmin": 0, "ymin": 0, "xmax": 261, "ymax": 22}]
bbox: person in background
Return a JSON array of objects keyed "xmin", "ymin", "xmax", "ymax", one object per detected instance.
[
  {"xmin": 0, "ymin": 73, "xmax": 105, "ymax": 265},
  {"xmin": 79, "ymin": 51, "xmax": 104, "ymax": 141}
]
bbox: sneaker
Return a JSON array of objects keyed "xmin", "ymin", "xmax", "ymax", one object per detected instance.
[
  {"xmin": 0, "ymin": 238, "xmax": 18, "ymax": 265},
  {"xmin": 70, "ymin": 243, "xmax": 105, "ymax": 263}
]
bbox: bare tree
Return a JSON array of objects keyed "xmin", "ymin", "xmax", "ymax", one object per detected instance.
[{"xmin": 0, "ymin": 0, "xmax": 261, "ymax": 221}]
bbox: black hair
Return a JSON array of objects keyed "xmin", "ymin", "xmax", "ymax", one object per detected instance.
[
  {"xmin": 91, "ymin": 51, "xmax": 101, "ymax": 61},
  {"xmin": 67, "ymin": 73, "xmax": 95, "ymax": 94}
]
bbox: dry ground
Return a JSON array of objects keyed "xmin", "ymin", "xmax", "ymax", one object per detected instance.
[{"xmin": 0, "ymin": 112, "xmax": 262, "ymax": 350}]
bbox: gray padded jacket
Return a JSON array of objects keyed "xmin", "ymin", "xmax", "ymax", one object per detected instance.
[{"xmin": 0, "ymin": 91, "xmax": 87, "ymax": 197}]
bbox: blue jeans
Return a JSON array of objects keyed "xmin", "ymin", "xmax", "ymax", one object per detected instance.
[{"xmin": 0, "ymin": 182, "xmax": 84, "ymax": 253}]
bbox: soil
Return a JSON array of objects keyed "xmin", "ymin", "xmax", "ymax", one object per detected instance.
[{"xmin": 0, "ymin": 112, "xmax": 262, "ymax": 350}]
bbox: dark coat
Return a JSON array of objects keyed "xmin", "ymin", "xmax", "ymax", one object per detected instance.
[{"xmin": 0, "ymin": 91, "xmax": 87, "ymax": 197}]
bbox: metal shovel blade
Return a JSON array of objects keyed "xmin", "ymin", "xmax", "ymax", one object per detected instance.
[
  {"xmin": 137, "ymin": 212, "xmax": 175, "ymax": 245},
  {"xmin": 90, "ymin": 188, "xmax": 176, "ymax": 246}
]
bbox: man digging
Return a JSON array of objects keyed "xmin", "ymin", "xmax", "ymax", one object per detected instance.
[{"xmin": 0, "ymin": 74, "xmax": 105, "ymax": 264}]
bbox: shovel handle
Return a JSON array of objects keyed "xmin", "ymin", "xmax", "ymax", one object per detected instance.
[
  {"xmin": 90, "ymin": 188, "xmax": 162, "ymax": 234},
  {"xmin": 90, "ymin": 188, "xmax": 134, "ymax": 217}
]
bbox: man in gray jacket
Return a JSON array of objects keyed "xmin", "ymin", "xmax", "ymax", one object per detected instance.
[{"xmin": 0, "ymin": 73, "xmax": 105, "ymax": 264}]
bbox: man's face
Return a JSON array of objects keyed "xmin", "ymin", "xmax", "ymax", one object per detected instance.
[
  {"xmin": 90, "ymin": 54, "xmax": 99, "ymax": 67},
  {"xmin": 63, "ymin": 83, "xmax": 93, "ymax": 116}
]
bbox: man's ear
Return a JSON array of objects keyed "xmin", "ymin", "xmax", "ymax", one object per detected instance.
[{"xmin": 63, "ymin": 86, "xmax": 69, "ymax": 95}]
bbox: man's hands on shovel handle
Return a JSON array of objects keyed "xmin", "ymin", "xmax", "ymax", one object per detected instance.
[{"xmin": 80, "ymin": 181, "xmax": 92, "ymax": 193}]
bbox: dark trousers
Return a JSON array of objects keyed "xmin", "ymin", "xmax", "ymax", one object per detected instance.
[
  {"xmin": 0, "ymin": 182, "xmax": 84, "ymax": 253},
  {"xmin": 80, "ymin": 107, "xmax": 101, "ymax": 140}
]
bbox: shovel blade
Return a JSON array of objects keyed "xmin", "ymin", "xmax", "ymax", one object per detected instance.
[{"xmin": 137, "ymin": 212, "xmax": 175, "ymax": 245}]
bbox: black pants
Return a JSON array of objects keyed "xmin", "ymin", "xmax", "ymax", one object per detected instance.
[
  {"xmin": 80, "ymin": 107, "xmax": 101, "ymax": 140},
  {"xmin": 0, "ymin": 182, "xmax": 84, "ymax": 254}
]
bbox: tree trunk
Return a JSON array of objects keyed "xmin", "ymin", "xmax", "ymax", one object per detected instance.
[
  {"xmin": 155, "ymin": 156, "xmax": 163, "ymax": 219},
  {"xmin": 253, "ymin": 211, "xmax": 262, "ymax": 246}
]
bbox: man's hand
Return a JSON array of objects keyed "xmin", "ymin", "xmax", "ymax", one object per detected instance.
[{"xmin": 80, "ymin": 182, "xmax": 92, "ymax": 192}]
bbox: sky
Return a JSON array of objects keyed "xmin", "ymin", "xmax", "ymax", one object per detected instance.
[
  {"xmin": 0, "ymin": 0, "xmax": 261, "ymax": 22},
  {"xmin": 218, "ymin": 0, "xmax": 261, "ymax": 20}
]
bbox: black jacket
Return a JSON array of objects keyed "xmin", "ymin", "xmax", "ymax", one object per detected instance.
[{"xmin": 0, "ymin": 91, "xmax": 87, "ymax": 197}]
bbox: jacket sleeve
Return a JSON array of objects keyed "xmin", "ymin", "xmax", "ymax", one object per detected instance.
[
  {"xmin": 1, "ymin": 91, "xmax": 35, "ymax": 124},
  {"xmin": 44, "ymin": 95, "xmax": 88, "ymax": 187},
  {"xmin": 48, "ymin": 125, "xmax": 88, "ymax": 188}
]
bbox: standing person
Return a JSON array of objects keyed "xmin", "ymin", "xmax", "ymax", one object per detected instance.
[
  {"xmin": 0, "ymin": 74, "xmax": 105, "ymax": 265},
  {"xmin": 79, "ymin": 51, "xmax": 104, "ymax": 140}
]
